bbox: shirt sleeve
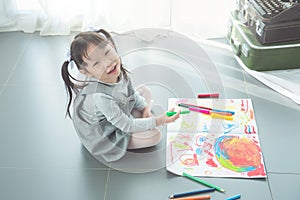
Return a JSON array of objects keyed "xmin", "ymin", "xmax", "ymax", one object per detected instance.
[
  {"xmin": 127, "ymin": 78, "xmax": 147, "ymax": 111},
  {"xmin": 94, "ymin": 94, "xmax": 156, "ymax": 133},
  {"xmin": 132, "ymin": 91, "xmax": 147, "ymax": 111}
]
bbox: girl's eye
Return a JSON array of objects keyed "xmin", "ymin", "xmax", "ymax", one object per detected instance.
[
  {"xmin": 105, "ymin": 49, "xmax": 110, "ymax": 56},
  {"xmin": 93, "ymin": 62, "xmax": 99, "ymax": 67}
]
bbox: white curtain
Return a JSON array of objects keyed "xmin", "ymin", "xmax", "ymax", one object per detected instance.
[{"xmin": 0, "ymin": 0, "xmax": 236, "ymax": 38}]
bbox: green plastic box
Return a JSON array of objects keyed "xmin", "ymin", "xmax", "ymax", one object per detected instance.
[{"xmin": 227, "ymin": 11, "xmax": 300, "ymax": 71}]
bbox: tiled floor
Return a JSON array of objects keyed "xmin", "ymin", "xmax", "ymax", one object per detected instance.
[{"xmin": 0, "ymin": 31, "xmax": 299, "ymax": 200}]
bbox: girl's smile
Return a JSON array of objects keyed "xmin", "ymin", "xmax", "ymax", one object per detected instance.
[{"xmin": 106, "ymin": 62, "xmax": 118, "ymax": 74}]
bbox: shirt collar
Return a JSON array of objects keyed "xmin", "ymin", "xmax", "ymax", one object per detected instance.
[{"xmin": 87, "ymin": 71, "xmax": 123, "ymax": 86}]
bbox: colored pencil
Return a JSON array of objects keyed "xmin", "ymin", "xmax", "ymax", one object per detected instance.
[
  {"xmin": 169, "ymin": 188, "xmax": 215, "ymax": 199},
  {"xmin": 225, "ymin": 194, "xmax": 241, "ymax": 200},
  {"xmin": 188, "ymin": 107, "xmax": 210, "ymax": 115},
  {"xmin": 183, "ymin": 172, "xmax": 225, "ymax": 193},
  {"xmin": 168, "ymin": 195, "xmax": 211, "ymax": 200},
  {"xmin": 198, "ymin": 93, "xmax": 219, "ymax": 98}
]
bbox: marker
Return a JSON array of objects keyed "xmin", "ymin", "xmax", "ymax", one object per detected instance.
[
  {"xmin": 168, "ymin": 195, "xmax": 211, "ymax": 200},
  {"xmin": 211, "ymin": 111, "xmax": 233, "ymax": 116},
  {"xmin": 166, "ymin": 110, "xmax": 190, "ymax": 116},
  {"xmin": 198, "ymin": 93, "xmax": 219, "ymax": 98},
  {"xmin": 188, "ymin": 107, "xmax": 233, "ymax": 120},
  {"xmin": 178, "ymin": 103, "xmax": 234, "ymax": 115},
  {"xmin": 183, "ymin": 172, "xmax": 225, "ymax": 193},
  {"xmin": 169, "ymin": 188, "xmax": 215, "ymax": 199},
  {"xmin": 211, "ymin": 113, "xmax": 233, "ymax": 120},
  {"xmin": 188, "ymin": 107, "xmax": 210, "ymax": 115},
  {"xmin": 178, "ymin": 103, "xmax": 235, "ymax": 115},
  {"xmin": 225, "ymin": 194, "xmax": 241, "ymax": 200}
]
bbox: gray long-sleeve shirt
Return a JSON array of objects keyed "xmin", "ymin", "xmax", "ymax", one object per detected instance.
[{"xmin": 72, "ymin": 71, "xmax": 156, "ymax": 162}]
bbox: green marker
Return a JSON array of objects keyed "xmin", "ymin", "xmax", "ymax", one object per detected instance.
[{"xmin": 166, "ymin": 110, "xmax": 190, "ymax": 116}]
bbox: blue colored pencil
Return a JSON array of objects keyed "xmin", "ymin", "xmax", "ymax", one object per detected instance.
[
  {"xmin": 225, "ymin": 194, "xmax": 241, "ymax": 200},
  {"xmin": 169, "ymin": 188, "xmax": 215, "ymax": 199}
]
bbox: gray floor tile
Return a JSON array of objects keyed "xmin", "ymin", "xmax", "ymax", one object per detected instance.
[
  {"xmin": 199, "ymin": 42, "xmax": 250, "ymax": 99},
  {"xmin": 121, "ymin": 48, "xmax": 211, "ymax": 97},
  {"xmin": 0, "ymin": 85, "xmax": 107, "ymax": 169},
  {"xmin": 245, "ymin": 73, "xmax": 300, "ymax": 174},
  {"xmin": 0, "ymin": 168, "xmax": 108, "ymax": 200},
  {"xmin": 268, "ymin": 173, "xmax": 300, "ymax": 200},
  {"xmin": 0, "ymin": 32, "xmax": 33, "ymax": 83},
  {"xmin": 0, "ymin": 84, "xmax": 4, "ymax": 95},
  {"xmin": 107, "ymin": 169, "xmax": 272, "ymax": 200},
  {"xmin": 7, "ymin": 34, "xmax": 70, "ymax": 87},
  {"xmin": 116, "ymin": 31, "xmax": 226, "ymax": 99}
]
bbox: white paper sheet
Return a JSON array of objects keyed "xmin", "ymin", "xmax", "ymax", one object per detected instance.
[
  {"xmin": 166, "ymin": 98, "xmax": 267, "ymax": 178},
  {"xmin": 235, "ymin": 55, "xmax": 300, "ymax": 105}
]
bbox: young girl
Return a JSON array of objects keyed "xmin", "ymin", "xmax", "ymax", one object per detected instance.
[{"xmin": 61, "ymin": 29, "xmax": 180, "ymax": 162}]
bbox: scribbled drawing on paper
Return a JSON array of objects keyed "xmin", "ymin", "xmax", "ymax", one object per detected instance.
[
  {"xmin": 166, "ymin": 98, "xmax": 266, "ymax": 178},
  {"xmin": 223, "ymin": 121, "xmax": 239, "ymax": 134},
  {"xmin": 214, "ymin": 136, "xmax": 262, "ymax": 173},
  {"xmin": 179, "ymin": 154, "xmax": 199, "ymax": 167}
]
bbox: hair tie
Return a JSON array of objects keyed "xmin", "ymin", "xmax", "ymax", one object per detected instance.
[
  {"xmin": 88, "ymin": 26, "xmax": 99, "ymax": 32},
  {"xmin": 66, "ymin": 58, "xmax": 87, "ymax": 83},
  {"xmin": 87, "ymin": 26, "xmax": 108, "ymax": 39},
  {"xmin": 66, "ymin": 49, "xmax": 71, "ymax": 62}
]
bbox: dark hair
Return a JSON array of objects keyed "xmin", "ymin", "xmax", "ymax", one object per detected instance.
[{"xmin": 61, "ymin": 29, "xmax": 126, "ymax": 118}]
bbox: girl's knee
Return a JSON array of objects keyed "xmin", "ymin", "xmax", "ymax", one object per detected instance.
[
  {"xmin": 127, "ymin": 129, "xmax": 162, "ymax": 149},
  {"xmin": 135, "ymin": 85, "xmax": 152, "ymax": 99},
  {"xmin": 151, "ymin": 129, "xmax": 162, "ymax": 145}
]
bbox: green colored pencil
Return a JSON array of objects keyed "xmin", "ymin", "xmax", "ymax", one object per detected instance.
[{"xmin": 183, "ymin": 172, "xmax": 225, "ymax": 193}]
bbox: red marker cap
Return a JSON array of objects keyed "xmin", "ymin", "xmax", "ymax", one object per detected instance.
[{"xmin": 197, "ymin": 93, "xmax": 219, "ymax": 98}]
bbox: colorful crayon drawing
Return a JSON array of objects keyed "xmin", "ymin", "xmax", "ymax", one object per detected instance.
[
  {"xmin": 166, "ymin": 98, "xmax": 266, "ymax": 178},
  {"xmin": 214, "ymin": 135, "xmax": 265, "ymax": 176}
]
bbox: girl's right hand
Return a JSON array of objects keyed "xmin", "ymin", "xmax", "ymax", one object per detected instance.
[{"xmin": 155, "ymin": 108, "xmax": 180, "ymax": 126}]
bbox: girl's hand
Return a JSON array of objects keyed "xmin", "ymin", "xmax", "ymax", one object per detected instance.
[{"xmin": 155, "ymin": 108, "xmax": 180, "ymax": 126}]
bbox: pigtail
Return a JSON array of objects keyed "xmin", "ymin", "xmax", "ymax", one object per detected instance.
[{"xmin": 61, "ymin": 60, "xmax": 74, "ymax": 118}]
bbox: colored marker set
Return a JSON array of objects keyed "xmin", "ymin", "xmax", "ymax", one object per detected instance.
[
  {"xmin": 168, "ymin": 172, "xmax": 241, "ymax": 200},
  {"xmin": 178, "ymin": 103, "xmax": 235, "ymax": 120},
  {"xmin": 166, "ymin": 93, "xmax": 224, "ymax": 118}
]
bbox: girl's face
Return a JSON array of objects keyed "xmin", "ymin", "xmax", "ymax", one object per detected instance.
[{"xmin": 80, "ymin": 43, "xmax": 121, "ymax": 83}]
